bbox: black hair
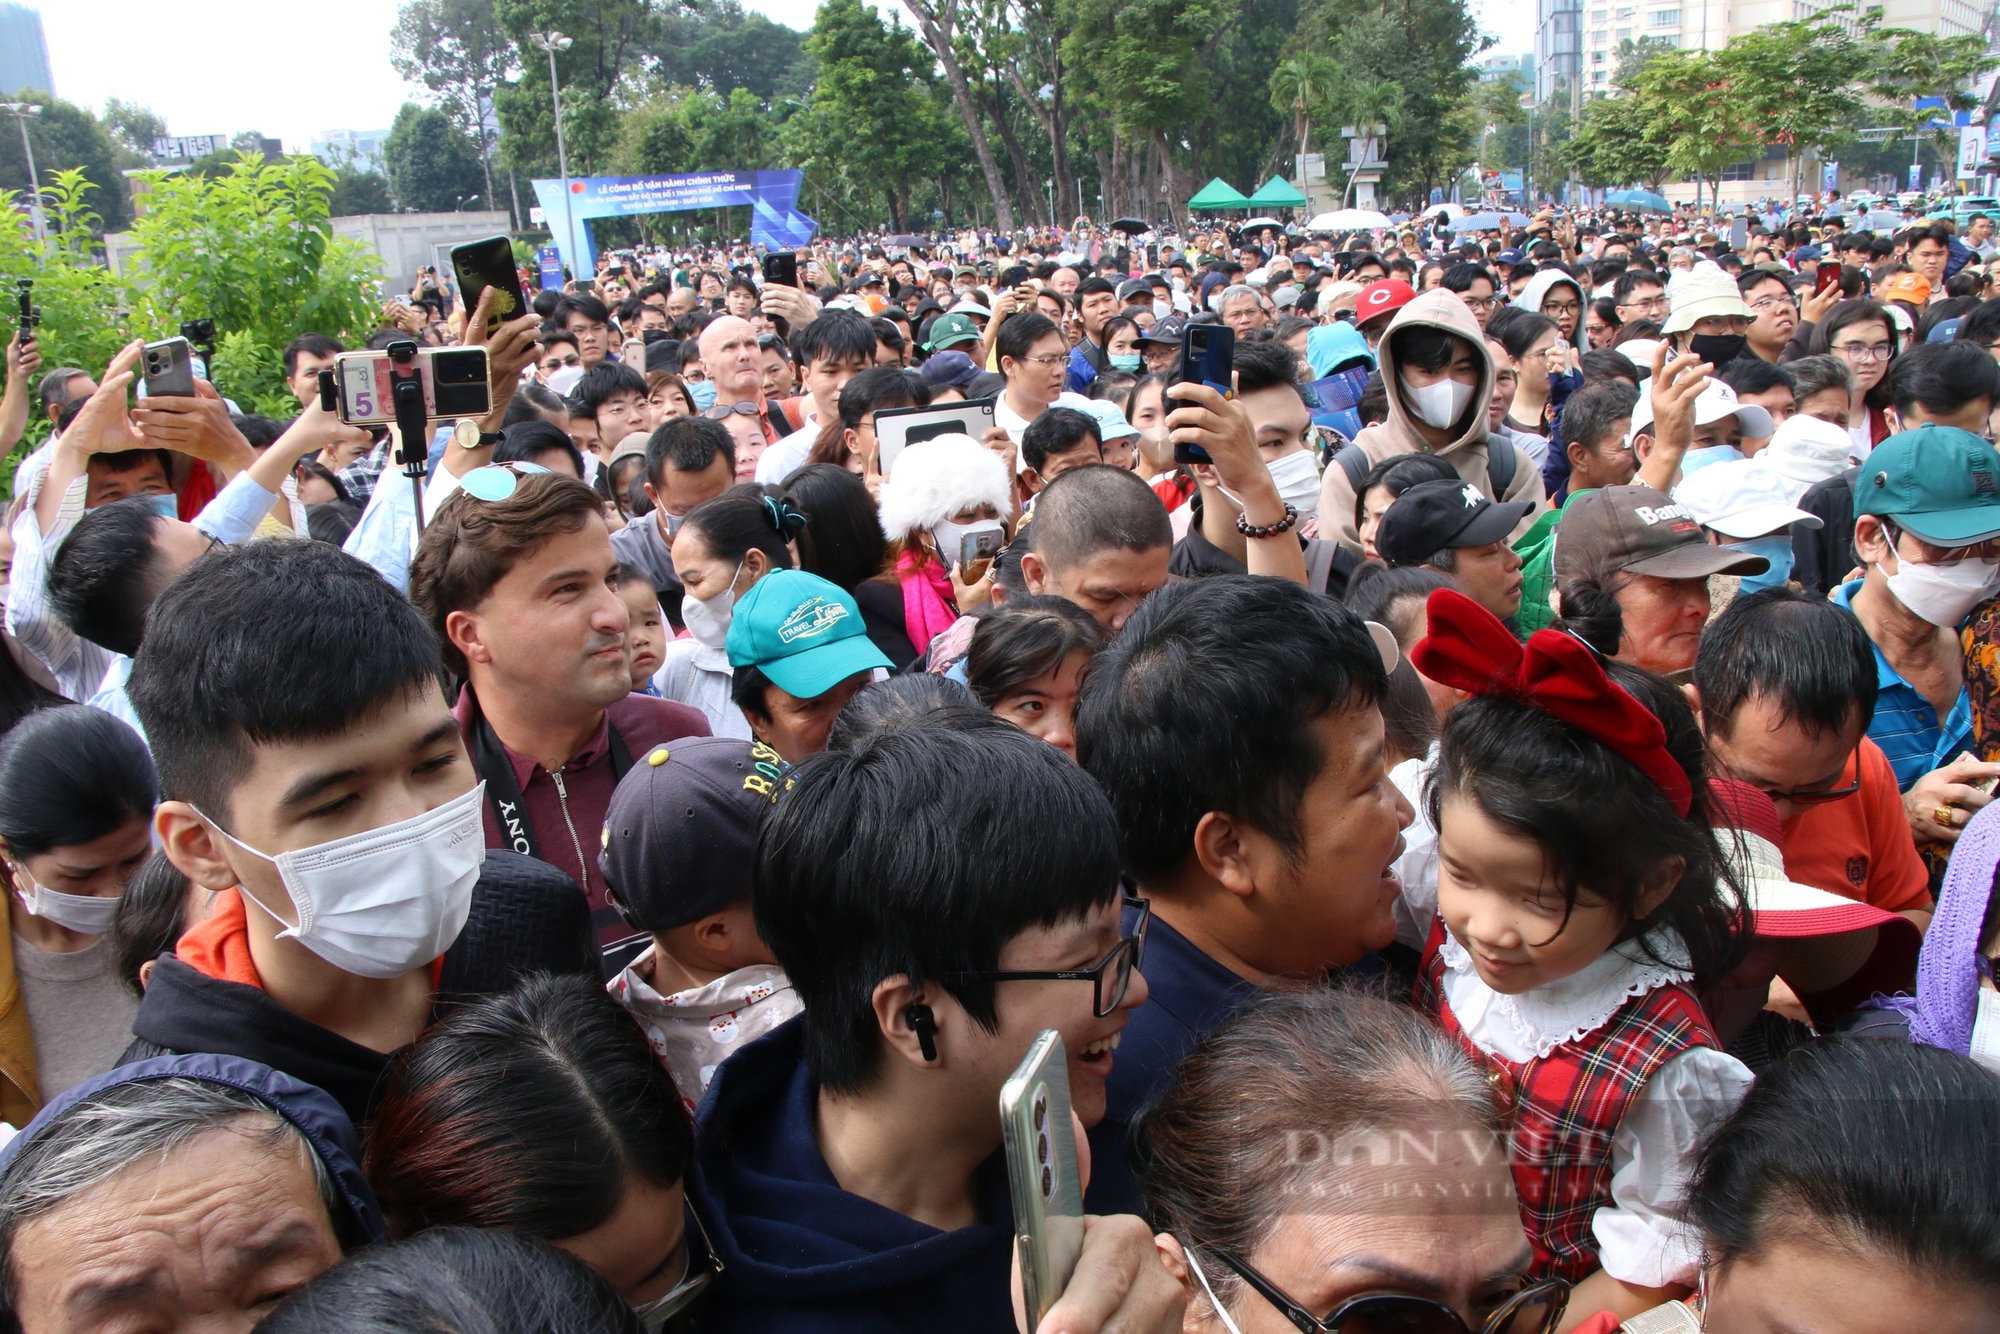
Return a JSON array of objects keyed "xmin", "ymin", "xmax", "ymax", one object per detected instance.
[
  {"xmin": 1074, "ymin": 275, "xmax": 1117, "ymax": 300},
  {"xmin": 366, "ymin": 974, "xmax": 692, "ymax": 1244},
  {"xmin": 965, "ymin": 595, "xmax": 1107, "ymax": 708},
  {"xmin": 1948, "ymin": 269, "xmax": 1987, "ymax": 300},
  {"xmin": 1353, "ymin": 452, "xmax": 1458, "ymax": 534},
  {"xmin": 552, "ymin": 293, "xmax": 611, "ymax": 328},
  {"xmin": 282, "ymin": 333, "xmax": 343, "ymax": 378},
  {"xmin": 82, "ymin": 443, "xmax": 174, "ymax": 482},
  {"xmin": 755, "ymin": 725, "xmax": 1121, "ymax": 1092},
  {"xmin": 1612, "ymin": 269, "xmax": 1665, "ymax": 303},
  {"xmin": 1232, "ymin": 338, "xmax": 1306, "ymax": 401},
  {"xmin": 504, "ymin": 380, "xmax": 571, "ymax": 430},
  {"xmin": 1387, "ymin": 324, "xmax": 1467, "ymax": 375},
  {"xmin": 0, "ymin": 705, "xmax": 155, "ymax": 859},
  {"xmin": 1428, "ymin": 613, "xmax": 1747, "ymax": 985},
  {"xmin": 826, "ymin": 674, "xmax": 1012, "ymax": 753},
  {"xmin": 1807, "ymin": 300, "xmax": 1897, "ymax": 409},
  {"xmin": 783, "ymin": 463, "xmax": 887, "ymax": 590},
  {"xmin": 644, "ymin": 416, "xmax": 733, "ymax": 490},
  {"xmin": 1021, "ymin": 406, "xmax": 1102, "ymax": 474},
  {"xmin": 870, "ymin": 317, "xmax": 905, "ymax": 357},
  {"xmin": 108, "ymin": 850, "xmax": 188, "ymax": 998},
  {"xmin": 1884, "ymin": 339, "xmax": 2000, "ymax": 418},
  {"xmin": 129, "ymin": 541, "xmax": 444, "ymax": 821},
  {"xmin": 1693, "ymin": 586, "xmax": 1877, "ymax": 741},
  {"xmin": 1559, "ymin": 379, "xmax": 1640, "ymax": 456},
  {"xmin": 1954, "ymin": 297, "xmax": 2000, "ymax": 348},
  {"xmin": 1357, "ymin": 371, "xmax": 1389, "ymax": 425},
  {"xmin": 1077, "ymin": 576, "xmax": 1386, "ymax": 881},
  {"xmin": 47, "ymin": 496, "xmax": 176, "ymax": 658},
  {"xmin": 996, "ymin": 312, "xmax": 1061, "ymax": 366},
  {"xmin": 833, "ymin": 365, "xmax": 916, "ymax": 434},
  {"xmin": 1576, "ymin": 347, "xmax": 1639, "ymax": 387},
  {"xmin": 730, "ymin": 662, "xmax": 778, "ymax": 723},
  {"xmin": 257, "ymin": 1227, "xmax": 643, "ymax": 1334},
  {"xmin": 680, "ymin": 484, "xmax": 799, "ymax": 572},
  {"xmin": 492, "ymin": 421, "xmax": 585, "ymax": 478},
  {"xmin": 1492, "ymin": 309, "xmax": 1558, "ymax": 363},
  {"xmin": 1028, "ymin": 463, "xmax": 1171, "ymax": 574},
  {"xmin": 1915, "ymin": 296, "xmax": 1978, "ymax": 344},
  {"xmin": 574, "ymin": 362, "xmax": 647, "ymax": 417},
  {"xmin": 1096, "ymin": 314, "xmax": 1143, "ymax": 360},
  {"xmin": 1718, "ymin": 358, "xmax": 1793, "ymax": 404},
  {"xmin": 1440, "ymin": 263, "xmax": 1494, "ymax": 294},
  {"xmin": 1687, "ymin": 1039, "xmax": 2000, "ymax": 1305}
]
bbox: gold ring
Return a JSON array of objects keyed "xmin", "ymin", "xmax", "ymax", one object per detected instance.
[{"xmin": 1933, "ymin": 805, "xmax": 1959, "ymax": 829}]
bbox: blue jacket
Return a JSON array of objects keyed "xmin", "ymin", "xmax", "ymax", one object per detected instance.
[
  {"xmin": 687, "ymin": 1019, "xmax": 1017, "ymax": 1334},
  {"xmin": 0, "ymin": 1051, "xmax": 384, "ymax": 1246},
  {"xmin": 1083, "ymin": 912, "xmax": 1260, "ymax": 1217}
]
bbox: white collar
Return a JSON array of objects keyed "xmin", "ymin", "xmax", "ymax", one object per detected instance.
[{"xmin": 1438, "ymin": 926, "xmax": 1693, "ymax": 1061}]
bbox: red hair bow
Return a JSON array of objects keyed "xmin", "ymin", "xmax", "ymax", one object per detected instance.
[{"xmin": 1410, "ymin": 588, "xmax": 1692, "ymax": 816}]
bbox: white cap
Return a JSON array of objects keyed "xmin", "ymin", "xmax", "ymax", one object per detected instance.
[
  {"xmin": 948, "ymin": 299, "xmax": 993, "ymax": 318},
  {"xmin": 1762, "ymin": 413, "xmax": 1858, "ymax": 501},
  {"xmin": 1630, "ymin": 377, "xmax": 1774, "ymax": 440},
  {"xmin": 1672, "ymin": 459, "xmax": 1824, "ymax": 538}
]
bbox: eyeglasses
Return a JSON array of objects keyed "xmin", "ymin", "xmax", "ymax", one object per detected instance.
[
  {"xmin": 1752, "ymin": 750, "xmax": 1863, "ymax": 806},
  {"xmin": 1832, "ymin": 342, "xmax": 1893, "ymax": 362},
  {"xmin": 543, "ymin": 353, "xmax": 581, "ymax": 369},
  {"xmin": 460, "ymin": 461, "xmax": 551, "ymax": 502},
  {"xmin": 957, "ymin": 895, "xmax": 1150, "ymax": 1017},
  {"xmin": 1615, "ymin": 297, "xmax": 1669, "ymax": 315},
  {"xmin": 1880, "ymin": 518, "xmax": 2000, "ymax": 566},
  {"xmin": 704, "ymin": 401, "xmax": 765, "ymax": 421},
  {"xmin": 1187, "ymin": 1246, "xmax": 1569, "ymax": 1334},
  {"xmin": 1748, "ymin": 296, "xmax": 1799, "ymax": 314},
  {"xmin": 632, "ymin": 1205, "xmax": 723, "ymax": 1331},
  {"xmin": 1542, "ymin": 301, "xmax": 1581, "ymax": 317},
  {"xmin": 1012, "ymin": 353, "xmax": 1071, "ymax": 368},
  {"xmin": 1461, "ymin": 295, "xmax": 1501, "ymax": 311}
]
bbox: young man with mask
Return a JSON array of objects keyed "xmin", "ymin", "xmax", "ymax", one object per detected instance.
[
  {"xmin": 1168, "ymin": 341, "xmax": 1354, "ymax": 594},
  {"xmin": 690, "ymin": 723, "xmax": 1181, "ymax": 1334},
  {"xmin": 124, "ymin": 541, "xmax": 599, "ymax": 1125},
  {"xmin": 1074, "ymin": 575, "xmax": 1411, "ymax": 1214},
  {"xmin": 1319, "ymin": 289, "xmax": 1546, "ymax": 553},
  {"xmin": 610, "ymin": 417, "xmax": 736, "ymax": 627},
  {"xmin": 409, "ymin": 471, "xmax": 710, "ymax": 955}
]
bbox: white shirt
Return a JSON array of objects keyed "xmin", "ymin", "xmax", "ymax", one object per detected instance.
[
  {"xmin": 994, "ymin": 389, "xmax": 1096, "ymax": 452},
  {"xmin": 756, "ymin": 416, "xmax": 821, "ymax": 486},
  {"xmin": 1429, "ymin": 926, "xmax": 1753, "ymax": 1287},
  {"xmin": 651, "ymin": 637, "xmax": 752, "ymax": 739}
]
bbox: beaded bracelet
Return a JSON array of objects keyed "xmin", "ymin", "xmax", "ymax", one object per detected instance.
[{"xmin": 1235, "ymin": 504, "xmax": 1298, "ymax": 539}]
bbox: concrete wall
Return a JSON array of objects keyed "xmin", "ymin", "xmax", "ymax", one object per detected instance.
[{"xmin": 331, "ymin": 211, "xmax": 515, "ymax": 289}]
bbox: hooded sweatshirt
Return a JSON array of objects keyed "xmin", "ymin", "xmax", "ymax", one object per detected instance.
[
  {"xmin": 686, "ymin": 1019, "xmax": 1018, "ymax": 1334},
  {"xmin": 1516, "ymin": 268, "xmax": 1591, "ymax": 351},
  {"xmin": 1318, "ymin": 289, "xmax": 1547, "ymax": 552}
]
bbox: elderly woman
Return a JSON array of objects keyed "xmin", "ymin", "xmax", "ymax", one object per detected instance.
[
  {"xmin": 1136, "ymin": 989, "xmax": 1563, "ymax": 1334},
  {"xmin": 0, "ymin": 1052, "xmax": 383, "ymax": 1334}
]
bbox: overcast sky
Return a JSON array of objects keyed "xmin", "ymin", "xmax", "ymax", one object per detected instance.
[{"xmin": 29, "ymin": 0, "xmax": 1534, "ymax": 153}]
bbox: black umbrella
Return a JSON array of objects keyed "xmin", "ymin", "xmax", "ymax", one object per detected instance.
[{"xmin": 1109, "ymin": 217, "xmax": 1150, "ymax": 234}]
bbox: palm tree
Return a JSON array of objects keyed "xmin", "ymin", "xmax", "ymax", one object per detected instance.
[{"xmin": 1269, "ymin": 53, "xmax": 1342, "ymax": 163}]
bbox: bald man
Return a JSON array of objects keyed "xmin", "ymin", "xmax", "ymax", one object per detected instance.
[{"xmin": 699, "ymin": 314, "xmax": 789, "ymax": 443}]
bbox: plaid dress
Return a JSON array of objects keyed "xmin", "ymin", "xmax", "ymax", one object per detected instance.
[{"xmin": 1414, "ymin": 918, "xmax": 1721, "ymax": 1283}]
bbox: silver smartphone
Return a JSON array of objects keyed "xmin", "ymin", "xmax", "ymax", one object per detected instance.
[
  {"xmin": 999, "ymin": 1029, "xmax": 1085, "ymax": 1327},
  {"xmin": 141, "ymin": 337, "xmax": 197, "ymax": 398}
]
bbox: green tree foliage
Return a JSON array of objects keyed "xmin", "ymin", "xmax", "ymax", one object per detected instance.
[
  {"xmin": 122, "ymin": 155, "xmax": 383, "ymax": 415},
  {"xmin": 1866, "ymin": 26, "xmax": 2000, "ymax": 165},
  {"xmin": 649, "ymin": 1, "xmax": 811, "ymax": 101},
  {"xmin": 100, "ymin": 99, "xmax": 166, "ymax": 170},
  {"xmin": 391, "ymin": 0, "xmax": 516, "ymax": 216},
  {"xmin": 0, "ymin": 172, "xmax": 128, "ymax": 392},
  {"xmin": 617, "ymin": 86, "xmax": 778, "ymax": 174},
  {"xmin": 1561, "ymin": 90, "xmax": 1670, "ymax": 190},
  {"xmin": 384, "ymin": 102, "xmax": 489, "ymax": 211},
  {"xmin": 1631, "ymin": 48, "xmax": 1759, "ymax": 208},
  {"xmin": 330, "ymin": 167, "xmax": 395, "ymax": 216},
  {"xmin": 493, "ymin": 0, "xmax": 657, "ymax": 178},
  {"xmin": 0, "ymin": 94, "xmax": 129, "ymax": 233},
  {"xmin": 1723, "ymin": 19, "xmax": 1868, "ymax": 197}
]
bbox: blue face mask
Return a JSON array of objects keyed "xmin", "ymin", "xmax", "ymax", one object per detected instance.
[
  {"xmin": 1731, "ymin": 533, "xmax": 1795, "ymax": 594},
  {"xmin": 688, "ymin": 380, "xmax": 718, "ymax": 411},
  {"xmin": 143, "ymin": 493, "xmax": 178, "ymax": 518},
  {"xmin": 1108, "ymin": 352, "xmax": 1142, "ymax": 372}
]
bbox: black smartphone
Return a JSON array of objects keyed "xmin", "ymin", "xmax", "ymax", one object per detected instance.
[
  {"xmin": 16, "ymin": 278, "xmax": 35, "ymax": 347},
  {"xmin": 451, "ymin": 235, "xmax": 528, "ymax": 339},
  {"xmin": 1170, "ymin": 323, "xmax": 1234, "ymax": 465},
  {"xmin": 763, "ymin": 251, "xmax": 799, "ymax": 289}
]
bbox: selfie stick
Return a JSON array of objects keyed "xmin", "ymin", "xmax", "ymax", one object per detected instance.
[{"xmin": 385, "ymin": 340, "xmax": 432, "ymax": 530}]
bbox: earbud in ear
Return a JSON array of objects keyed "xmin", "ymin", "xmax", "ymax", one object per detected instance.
[{"xmin": 906, "ymin": 1003, "xmax": 938, "ymax": 1062}]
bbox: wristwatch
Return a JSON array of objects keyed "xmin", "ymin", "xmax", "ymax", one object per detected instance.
[{"xmin": 451, "ymin": 419, "xmax": 501, "ymax": 451}]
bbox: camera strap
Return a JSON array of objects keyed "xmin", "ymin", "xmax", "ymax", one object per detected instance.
[{"xmin": 466, "ymin": 693, "xmax": 635, "ymax": 866}]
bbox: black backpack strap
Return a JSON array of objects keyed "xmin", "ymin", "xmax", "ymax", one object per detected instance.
[{"xmin": 1486, "ymin": 435, "xmax": 1517, "ymax": 497}]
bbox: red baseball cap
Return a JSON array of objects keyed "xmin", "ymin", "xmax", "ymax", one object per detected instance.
[{"xmin": 1356, "ymin": 279, "xmax": 1417, "ymax": 325}]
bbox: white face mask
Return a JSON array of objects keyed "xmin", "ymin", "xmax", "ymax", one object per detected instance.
[
  {"xmin": 14, "ymin": 870, "xmax": 119, "ymax": 935},
  {"xmin": 1398, "ymin": 373, "xmax": 1476, "ymax": 431},
  {"xmin": 1266, "ymin": 450, "xmax": 1323, "ymax": 518},
  {"xmin": 932, "ymin": 518, "xmax": 1005, "ymax": 569},
  {"xmin": 1971, "ymin": 985, "xmax": 2000, "ymax": 1075},
  {"xmin": 1882, "ymin": 553, "xmax": 1998, "ymax": 628},
  {"xmin": 202, "ymin": 784, "xmax": 487, "ymax": 979},
  {"xmin": 683, "ymin": 559, "xmax": 744, "ymax": 652}
]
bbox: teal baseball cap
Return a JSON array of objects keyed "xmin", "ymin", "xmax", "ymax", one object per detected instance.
[
  {"xmin": 1853, "ymin": 425, "xmax": 2000, "ymax": 546},
  {"xmin": 725, "ymin": 570, "xmax": 892, "ymax": 699}
]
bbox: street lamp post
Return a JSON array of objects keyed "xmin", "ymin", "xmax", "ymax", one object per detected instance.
[
  {"xmin": 0, "ymin": 103, "xmax": 43, "ymax": 245},
  {"xmin": 528, "ymin": 32, "xmax": 576, "ymax": 268}
]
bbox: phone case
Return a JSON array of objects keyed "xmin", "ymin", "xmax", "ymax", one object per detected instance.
[
  {"xmin": 452, "ymin": 236, "xmax": 527, "ymax": 339},
  {"xmin": 1000, "ymin": 1030, "xmax": 1085, "ymax": 1326},
  {"xmin": 142, "ymin": 338, "xmax": 198, "ymax": 398}
]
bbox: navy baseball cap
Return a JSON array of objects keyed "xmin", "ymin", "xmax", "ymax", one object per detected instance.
[{"xmin": 598, "ymin": 736, "xmax": 794, "ymax": 931}]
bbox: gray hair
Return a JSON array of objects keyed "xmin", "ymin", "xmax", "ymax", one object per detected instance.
[
  {"xmin": 1132, "ymin": 988, "xmax": 1502, "ymax": 1317},
  {"xmin": 1219, "ymin": 285, "xmax": 1262, "ymax": 314},
  {"xmin": 0, "ymin": 1078, "xmax": 335, "ymax": 1308},
  {"xmin": 1784, "ymin": 353, "xmax": 1855, "ymax": 405}
]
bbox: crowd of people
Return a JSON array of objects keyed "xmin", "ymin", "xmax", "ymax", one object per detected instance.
[{"xmin": 0, "ymin": 200, "xmax": 1993, "ymax": 1334}]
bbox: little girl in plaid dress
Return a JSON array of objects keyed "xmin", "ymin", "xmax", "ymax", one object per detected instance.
[{"xmin": 1403, "ymin": 589, "xmax": 1755, "ymax": 1327}]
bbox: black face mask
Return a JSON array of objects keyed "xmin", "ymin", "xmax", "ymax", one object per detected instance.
[{"xmin": 1688, "ymin": 332, "xmax": 1748, "ymax": 366}]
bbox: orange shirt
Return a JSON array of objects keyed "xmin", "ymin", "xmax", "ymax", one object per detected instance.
[
  {"xmin": 1779, "ymin": 738, "xmax": 1931, "ymax": 914},
  {"xmin": 176, "ymin": 888, "xmax": 444, "ymax": 990}
]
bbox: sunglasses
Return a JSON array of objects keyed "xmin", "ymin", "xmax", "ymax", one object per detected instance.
[
  {"xmin": 1189, "ymin": 1246, "xmax": 1569, "ymax": 1334},
  {"xmin": 460, "ymin": 461, "xmax": 551, "ymax": 503},
  {"xmin": 703, "ymin": 401, "xmax": 766, "ymax": 421}
]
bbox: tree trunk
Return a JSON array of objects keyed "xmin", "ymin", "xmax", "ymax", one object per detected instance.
[
  {"xmin": 905, "ymin": 0, "xmax": 1017, "ymax": 232},
  {"xmin": 976, "ymin": 86, "xmax": 1043, "ymax": 225},
  {"xmin": 1150, "ymin": 128, "xmax": 1194, "ymax": 223},
  {"xmin": 1001, "ymin": 55, "xmax": 1073, "ymax": 229},
  {"xmin": 475, "ymin": 87, "xmax": 499, "ymax": 225}
]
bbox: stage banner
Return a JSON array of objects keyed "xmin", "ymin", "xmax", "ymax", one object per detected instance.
[{"xmin": 531, "ymin": 170, "xmax": 819, "ymax": 270}]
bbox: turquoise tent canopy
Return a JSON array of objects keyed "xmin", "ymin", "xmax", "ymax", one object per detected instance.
[
  {"xmin": 1187, "ymin": 177, "xmax": 1251, "ymax": 210},
  {"xmin": 1246, "ymin": 176, "xmax": 1308, "ymax": 207}
]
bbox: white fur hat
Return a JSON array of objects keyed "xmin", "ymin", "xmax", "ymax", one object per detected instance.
[{"xmin": 876, "ymin": 433, "xmax": 1015, "ymax": 539}]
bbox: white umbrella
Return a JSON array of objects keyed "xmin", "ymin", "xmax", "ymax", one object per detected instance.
[{"xmin": 1307, "ymin": 209, "xmax": 1391, "ymax": 231}]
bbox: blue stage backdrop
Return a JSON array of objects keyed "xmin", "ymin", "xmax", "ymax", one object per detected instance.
[{"xmin": 531, "ymin": 170, "xmax": 819, "ymax": 273}]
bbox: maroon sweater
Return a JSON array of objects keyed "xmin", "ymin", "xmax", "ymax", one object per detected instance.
[{"xmin": 454, "ymin": 687, "xmax": 710, "ymax": 946}]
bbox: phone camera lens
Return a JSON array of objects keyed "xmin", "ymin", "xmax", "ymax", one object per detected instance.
[
  {"xmin": 1033, "ymin": 1090, "xmax": 1046, "ymax": 1129},
  {"xmin": 1036, "ymin": 1131, "xmax": 1048, "ymax": 1164},
  {"xmin": 1041, "ymin": 1165, "xmax": 1053, "ymax": 1198}
]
